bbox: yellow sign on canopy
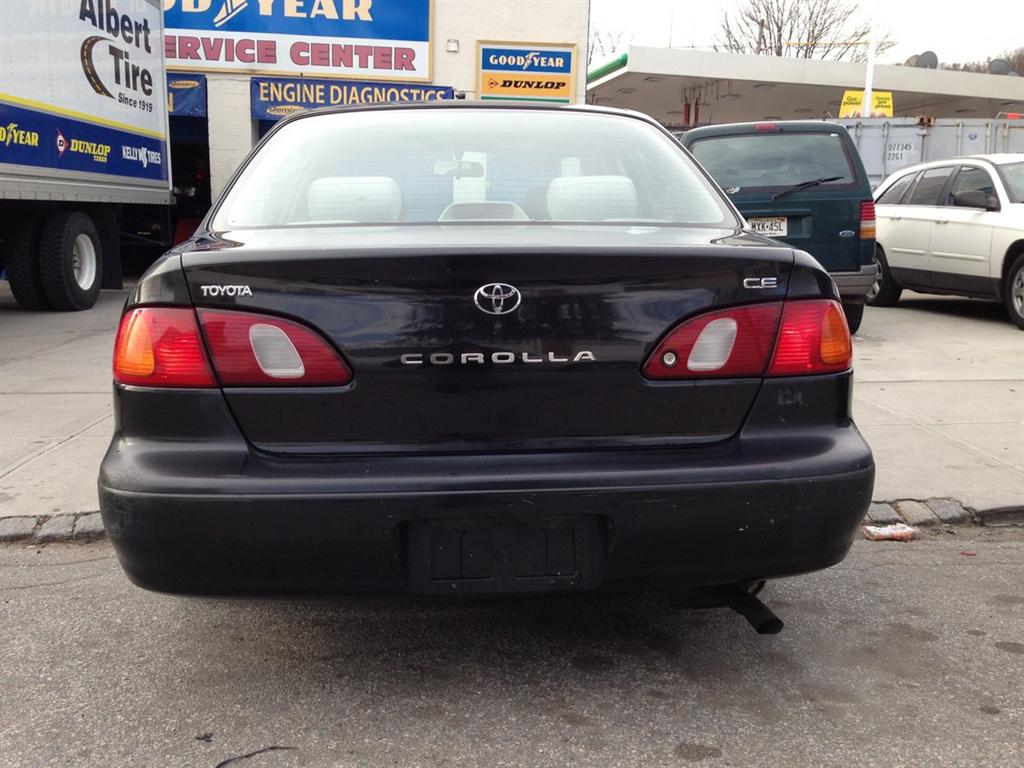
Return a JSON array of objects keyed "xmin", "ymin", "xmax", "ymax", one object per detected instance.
[{"xmin": 839, "ymin": 90, "xmax": 894, "ymax": 118}]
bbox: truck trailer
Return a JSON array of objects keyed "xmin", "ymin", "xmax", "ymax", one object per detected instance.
[
  {"xmin": 838, "ymin": 117, "xmax": 1024, "ymax": 188},
  {"xmin": 0, "ymin": 0, "xmax": 172, "ymax": 311}
]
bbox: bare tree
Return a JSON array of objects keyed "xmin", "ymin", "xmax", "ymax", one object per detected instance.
[
  {"xmin": 716, "ymin": 0, "xmax": 894, "ymax": 62},
  {"xmin": 946, "ymin": 47, "xmax": 1024, "ymax": 74},
  {"xmin": 588, "ymin": 29, "xmax": 627, "ymax": 66}
]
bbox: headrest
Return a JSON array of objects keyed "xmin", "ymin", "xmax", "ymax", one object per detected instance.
[
  {"xmin": 546, "ymin": 175, "xmax": 638, "ymax": 221},
  {"xmin": 306, "ymin": 176, "xmax": 402, "ymax": 223},
  {"xmin": 438, "ymin": 201, "xmax": 529, "ymax": 221}
]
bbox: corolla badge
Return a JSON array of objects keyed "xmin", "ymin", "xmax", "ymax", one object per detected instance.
[{"xmin": 474, "ymin": 283, "xmax": 521, "ymax": 315}]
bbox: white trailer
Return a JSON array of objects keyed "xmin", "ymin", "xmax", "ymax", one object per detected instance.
[
  {"xmin": 0, "ymin": 0, "xmax": 172, "ymax": 310},
  {"xmin": 838, "ymin": 117, "xmax": 1024, "ymax": 188}
]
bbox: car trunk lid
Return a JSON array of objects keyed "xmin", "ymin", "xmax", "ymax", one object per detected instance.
[{"xmin": 180, "ymin": 225, "xmax": 793, "ymax": 454}]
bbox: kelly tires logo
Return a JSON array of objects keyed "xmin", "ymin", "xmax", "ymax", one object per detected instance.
[{"xmin": 122, "ymin": 144, "xmax": 162, "ymax": 168}]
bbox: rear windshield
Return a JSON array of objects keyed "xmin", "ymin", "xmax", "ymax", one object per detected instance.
[
  {"xmin": 212, "ymin": 109, "xmax": 735, "ymax": 229},
  {"xmin": 688, "ymin": 132, "xmax": 858, "ymax": 191},
  {"xmin": 997, "ymin": 161, "xmax": 1024, "ymax": 203}
]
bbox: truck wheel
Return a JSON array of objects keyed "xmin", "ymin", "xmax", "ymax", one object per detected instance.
[
  {"xmin": 1005, "ymin": 252, "xmax": 1024, "ymax": 330},
  {"xmin": 865, "ymin": 246, "xmax": 902, "ymax": 307},
  {"xmin": 4, "ymin": 215, "xmax": 50, "ymax": 310},
  {"xmin": 842, "ymin": 301, "xmax": 864, "ymax": 334},
  {"xmin": 39, "ymin": 211, "xmax": 103, "ymax": 311}
]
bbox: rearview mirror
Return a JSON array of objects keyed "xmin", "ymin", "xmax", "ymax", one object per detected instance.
[
  {"xmin": 953, "ymin": 189, "xmax": 999, "ymax": 211},
  {"xmin": 433, "ymin": 160, "xmax": 485, "ymax": 178}
]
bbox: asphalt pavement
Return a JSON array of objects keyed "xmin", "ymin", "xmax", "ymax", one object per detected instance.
[{"xmin": 2, "ymin": 530, "xmax": 1023, "ymax": 767}]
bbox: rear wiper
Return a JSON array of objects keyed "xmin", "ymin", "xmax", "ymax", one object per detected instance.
[{"xmin": 771, "ymin": 176, "xmax": 845, "ymax": 201}]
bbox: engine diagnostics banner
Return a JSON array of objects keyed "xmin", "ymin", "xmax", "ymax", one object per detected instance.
[
  {"xmin": 163, "ymin": 0, "xmax": 432, "ymax": 81},
  {"xmin": 478, "ymin": 42, "xmax": 577, "ymax": 104},
  {"xmin": 251, "ymin": 76, "xmax": 452, "ymax": 119}
]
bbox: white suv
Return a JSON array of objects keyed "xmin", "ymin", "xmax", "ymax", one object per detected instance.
[{"xmin": 869, "ymin": 154, "xmax": 1024, "ymax": 329}]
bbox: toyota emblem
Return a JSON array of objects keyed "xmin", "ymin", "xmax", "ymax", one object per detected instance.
[{"xmin": 473, "ymin": 283, "xmax": 521, "ymax": 315}]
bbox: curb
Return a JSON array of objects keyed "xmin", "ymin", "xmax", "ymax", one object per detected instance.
[
  {"xmin": 867, "ymin": 498, "xmax": 1024, "ymax": 529},
  {"xmin": 2, "ymin": 498, "xmax": 1021, "ymax": 545},
  {"xmin": 0, "ymin": 512, "xmax": 105, "ymax": 544}
]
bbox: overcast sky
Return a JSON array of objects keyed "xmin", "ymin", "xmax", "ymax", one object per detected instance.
[{"xmin": 589, "ymin": 0, "xmax": 1023, "ymax": 67}]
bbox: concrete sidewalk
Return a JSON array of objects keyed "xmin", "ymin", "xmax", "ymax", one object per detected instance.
[
  {"xmin": 852, "ymin": 294, "xmax": 1023, "ymax": 513},
  {"xmin": 1, "ymin": 284, "xmax": 1021, "ymax": 536},
  {"xmin": 1, "ymin": 286, "xmax": 122, "ymax": 521}
]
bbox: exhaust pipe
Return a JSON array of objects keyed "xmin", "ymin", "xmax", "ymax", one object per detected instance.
[{"xmin": 725, "ymin": 585, "xmax": 784, "ymax": 635}]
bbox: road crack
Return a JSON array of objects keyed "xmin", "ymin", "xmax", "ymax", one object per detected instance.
[{"xmin": 214, "ymin": 746, "xmax": 296, "ymax": 768}]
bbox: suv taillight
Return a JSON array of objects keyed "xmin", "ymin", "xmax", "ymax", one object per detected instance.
[
  {"xmin": 860, "ymin": 200, "xmax": 876, "ymax": 240},
  {"xmin": 643, "ymin": 300, "xmax": 851, "ymax": 380},
  {"xmin": 113, "ymin": 307, "xmax": 352, "ymax": 388}
]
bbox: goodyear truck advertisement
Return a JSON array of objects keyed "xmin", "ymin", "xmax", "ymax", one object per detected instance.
[{"xmin": 0, "ymin": 0, "xmax": 169, "ymax": 188}]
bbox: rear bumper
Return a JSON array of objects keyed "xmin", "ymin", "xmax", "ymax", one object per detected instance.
[
  {"xmin": 832, "ymin": 264, "xmax": 880, "ymax": 298},
  {"xmin": 99, "ymin": 376, "xmax": 874, "ymax": 595},
  {"xmin": 100, "ymin": 461, "xmax": 873, "ymax": 595}
]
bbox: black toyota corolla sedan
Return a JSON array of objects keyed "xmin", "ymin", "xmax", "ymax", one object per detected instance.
[{"xmin": 99, "ymin": 104, "xmax": 873, "ymax": 619}]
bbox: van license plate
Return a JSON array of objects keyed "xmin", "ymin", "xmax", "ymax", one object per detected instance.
[{"xmin": 749, "ymin": 217, "xmax": 788, "ymax": 236}]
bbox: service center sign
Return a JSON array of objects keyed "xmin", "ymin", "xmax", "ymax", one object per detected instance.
[
  {"xmin": 478, "ymin": 42, "xmax": 576, "ymax": 104},
  {"xmin": 163, "ymin": 0, "xmax": 432, "ymax": 81}
]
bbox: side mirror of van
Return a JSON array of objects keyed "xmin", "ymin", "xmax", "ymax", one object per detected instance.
[{"xmin": 953, "ymin": 189, "xmax": 999, "ymax": 211}]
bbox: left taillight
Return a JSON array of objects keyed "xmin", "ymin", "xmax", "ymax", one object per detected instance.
[
  {"xmin": 860, "ymin": 200, "xmax": 876, "ymax": 240},
  {"xmin": 198, "ymin": 309, "xmax": 352, "ymax": 386},
  {"xmin": 113, "ymin": 307, "xmax": 216, "ymax": 387},
  {"xmin": 113, "ymin": 307, "xmax": 353, "ymax": 388}
]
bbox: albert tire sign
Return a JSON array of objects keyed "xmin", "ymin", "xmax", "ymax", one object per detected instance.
[{"xmin": 162, "ymin": 0, "xmax": 432, "ymax": 81}]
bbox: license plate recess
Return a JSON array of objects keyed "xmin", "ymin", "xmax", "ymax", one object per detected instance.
[{"xmin": 406, "ymin": 515, "xmax": 607, "ymax": 595}]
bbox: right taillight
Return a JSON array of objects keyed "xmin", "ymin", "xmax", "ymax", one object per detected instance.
[
  {"xmin": 643, "ymin": 299, "xmax": 852, "ymax": 380},
  {"xmin": 767, "ymin": 299, "xmax": 852, "ymax": 376},
  {"xmin": 643, "ymin": 303, "xmax": 782, "ymax": 379}
]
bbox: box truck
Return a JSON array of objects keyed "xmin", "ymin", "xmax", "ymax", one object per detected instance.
[
  {"xmin": 0, "ymin": 0, "xmax": 172, "ymax": 310},
  {"xmin": 838, "ymin": 117, "xmax": 1024, "ymax": 188}
]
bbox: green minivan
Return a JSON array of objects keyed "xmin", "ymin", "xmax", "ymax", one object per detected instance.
[{"xmin": 680, "ymin": 121, "xmax": 878, "ymax": 332}]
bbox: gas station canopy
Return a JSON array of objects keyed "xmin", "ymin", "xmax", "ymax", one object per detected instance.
[{"xmin": 587, "ymin": 47, "xmax": 1024, "ymax": 127}]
